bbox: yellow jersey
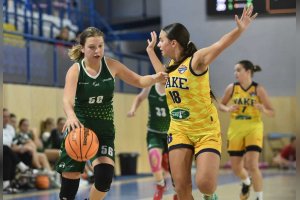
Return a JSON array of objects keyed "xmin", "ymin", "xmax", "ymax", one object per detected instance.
[
  {"xmin": 165, "ymin": 56, "xmax": 220, "ymax": 136},
  {"xmin": 230, "ymin": 82, "xmax": 261, "ymax": 121}
]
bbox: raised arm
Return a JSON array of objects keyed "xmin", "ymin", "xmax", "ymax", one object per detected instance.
[
  {"xmin": 192, "ymin": 5, "xmax": 258, "ymax": 73},
  {"xmin": 219, "ymin": 84, "xmax": 239, "ymax": 112},
  {"xmin": 107, "ymin": 58, "xmax": 168, "ymax": 88},
  {"xmin": 146, "ymin": 31, "xmax": 165, "ymax": 73},
  {"xmin": 127, "ymin": 87, "xmax": 151, "ymax": 117},
  {"xmin": 63, "ymin": 64, "xmax": 83, "ymax": 131},
  {"xmin": 255, "ymin": 85, "xmax": 275, "ymax": 117}
]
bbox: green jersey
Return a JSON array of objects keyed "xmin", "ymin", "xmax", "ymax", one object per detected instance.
[
  {"xmin": 147, "ymin": 85, "xmax": 170, "ymax": 133},
  {"xmin": 74, "ymin": 57, "xmax": 114, "ymax": 121}
]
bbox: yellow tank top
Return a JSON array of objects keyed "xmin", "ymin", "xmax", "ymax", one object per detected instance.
[
  {"xmin": 165, "ymin": 56, "xmax": 220, "ymax": 135},
  {"xmin": 230, "ymin": 82, "xmax": 261, "ymax": 121}
]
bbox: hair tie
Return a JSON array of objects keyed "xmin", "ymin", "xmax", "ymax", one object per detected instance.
[{"xmin": 187, "ymin": 41, "xmax": 191, "ymax": 47}]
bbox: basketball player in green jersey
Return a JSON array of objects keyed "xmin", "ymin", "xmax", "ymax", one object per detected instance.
[
  {"xmin": 219, "ymin": 60, "xmax": 274, "ymax": 200},
  {"xmin": 55, "ymin": 27, "xmax": 168, "ymax": 200},
  {"xmin": 127, "ymin": 83, "xmax": 172, "ymax": 200},
  {"xmin": 146, "ymin": 5, "xmax": 257, "ymax": 200}
]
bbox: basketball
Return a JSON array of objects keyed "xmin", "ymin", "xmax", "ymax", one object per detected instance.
[
  {"xmin": 65, "ymin": 127, "xmax": 99, "ymax": 162},
  {"xmin": 35, "ymin": 175, "xmax": 50, "ymax": 190}
]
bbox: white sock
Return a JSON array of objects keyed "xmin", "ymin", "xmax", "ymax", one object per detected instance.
[
  {"xmin": 242, "ymin": 177, "xmax": 251, "ymax": 185},
  {"xmin": 17, "ymin": 162, "xmax": 29, "ymax": 172},
  {"xmin": 3, "ymin": 180, "xmax": 10, "ymax": 189},
  {"xmin": 157, "ymin": 179, "xmax": 165, "ymax": 186},
  {"xmin": 256, "ymin": 191, "xmax": 263, "ymax": 200}
]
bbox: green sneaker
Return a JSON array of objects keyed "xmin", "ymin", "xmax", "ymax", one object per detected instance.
[{"xmin": 202, "ymin": 193, "xmax": 218, "ymax": 200}]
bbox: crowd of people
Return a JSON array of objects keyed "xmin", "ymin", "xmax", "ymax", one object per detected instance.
[{"xmin": 3, "ymin": 108, "xmax": 65, "ymax": 193}]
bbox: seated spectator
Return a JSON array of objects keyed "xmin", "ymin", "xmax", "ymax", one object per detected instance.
[
  {"xmin": 43, "ymin": 117, "xmax": 66, "ymax": 164},
  {"xmin": 3, "ymin": 108, "xmax": 30, "ymax": 193},
  {"xmin": 273, "ymin": 136, "xmax": 296, "ymax": 169},
  {"xmin": 9, "ymin": 113, "xmax": 18, "ymax": 130},
  {"xmin": 15, "ymin": 118, "xmax": 53, "ymax": 172},
  {"xmin": 55, "ymin": 26, "xmax": 70, "ymax": 42},
  {"xmin": 40, "ymin": 117, "xmax": 55, "ymax": 148},
  {"xmin": 70, "ymin": 30, "xmax": 81, "ymax": 44}
]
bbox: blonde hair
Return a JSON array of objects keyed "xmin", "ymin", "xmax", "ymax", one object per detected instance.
[{"xmin": 68, "ymin": 27, "xmax": 105, "ymax": 62}]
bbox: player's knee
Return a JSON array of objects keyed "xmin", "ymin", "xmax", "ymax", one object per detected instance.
[
  {"xmin": 94, "ymin": 163, "xmax": 114, "ymax": 192},
  {"xmin": 196, "ymin": 179, "xmax": 216, "ymax": 195},
  {"xmin": 59, "ymin": 176, "xmax": 80, "ymax": 200},
  {"xmin": 148, "ymin": 149, "xmax": 162, "ymax": 172}
]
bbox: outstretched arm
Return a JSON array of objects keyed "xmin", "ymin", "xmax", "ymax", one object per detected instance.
[
  {"xmin": 146, "ymin": 31, "xmax": 165, "ymax": 73},
  {"xmin": 192, "ymin": 5, "xmax": 258, "ymax": 73},
  {"xmin": 107, "ymin": 58, "xmax": 168, "ymax": 88},
  {"xmin": 127, "ymin": 87, "xmax": 151, "ymax": 117}
]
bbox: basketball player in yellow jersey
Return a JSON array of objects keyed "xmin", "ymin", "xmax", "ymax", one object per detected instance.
[
  {"xmin": 146, "ymin": 5, "xmax": 257, "ymax": 200},
  {"xmin": 219, "ymin": 60, "xmax": 274, "ymax": 200}
]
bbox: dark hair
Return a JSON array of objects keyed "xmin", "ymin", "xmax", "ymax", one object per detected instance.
[
  {"xmin": 57, "ymin": 117, "xmax": 66, "ymax": 124},
  {"xmin": 238, "ymin": 60, "xmax": 262, "ymax": 77},
  {"xmin": 163, "ymin": 23, "xmax": 197, "ymax": 73},
  {"xmin": 10, "ymin": 113, "xmax": 16, "ymax": 118},
  {"xmin": 68, "ymin": 27, "xmax": 105, "ymax": 62},
  {"xmin": 19, "ymin": 118, "xmax": 28, "ymax": 128}
]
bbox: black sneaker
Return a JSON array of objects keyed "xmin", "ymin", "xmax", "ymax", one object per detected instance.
[{"xmin": 240, "ymin": 183, "xmax": 251, "ymax": 200}]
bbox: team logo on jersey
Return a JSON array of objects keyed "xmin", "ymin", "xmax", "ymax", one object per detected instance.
[
  {"xmin": 158, "ymin": 97, "xmax": 165, "ymax": 102},
  {"xmin": 178, "ymin": 65, "xmax": 187, "ymax": 74},
  {"xmin": 92, "ymin": 81, "xmax": 100, "ymax": 86},
  {"xmin": 170, "ymin": 108, "xmax": 190, "ymax": 120},
  {"xmin": 250, "ymin": 92, "xmax": 256, "ymax": 96}
]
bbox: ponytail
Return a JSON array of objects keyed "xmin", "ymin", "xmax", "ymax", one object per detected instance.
[
  {"xmin": 238, "ymin": 60, "xmax": 262, "ymax": 77},
  {"xmin": 68, "ymin": 44, "xmax": 83, "ymax": 62},
  {"xmin": 253, "ymin": 65, "xmax": 262, "ymax": 72}
]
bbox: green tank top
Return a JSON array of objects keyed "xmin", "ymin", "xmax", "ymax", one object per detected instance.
[
  {"xmin": 74, "ymin": 57, "xmax": 114, "ymax": 121},
  {"xmin": 147, "ymin": 85, "xmax": 170, "ymax": 133}
]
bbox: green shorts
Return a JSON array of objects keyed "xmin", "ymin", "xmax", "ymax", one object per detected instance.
[
  {"xmin": 56, "ymin": 118, "xmax": 115, "ymax": 174},
  {"xmin": 146, "ymin": 130, "xmax": 168, "ymax": 153}
]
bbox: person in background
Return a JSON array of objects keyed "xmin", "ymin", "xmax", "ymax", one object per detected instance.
[
  {"xmin": 15, "ymin": 118, "xmax": 53, "ymax": 172},
  {"xmin": 40, "ymin": 118, "xmax": 56, "ymax": 149},
  {"xmin": 55, "ymin": 26, "xmax": 70, "ymax": 42},
  {"xmin": 219, "ymin": 60, "xmax": 275, "ymax": 200},
  {"xmin": 3, "ymin": 108, "xmax": 30, "ymax": 193},
  {"xmin": 273, "ymin": 136, "xmax": 296, "ymax": 169},
  {"xmin": 127, "ymin": 83, "xmax": 172, "ymax": 200},
  {"xmin": 9, "ymin": 113, "xmax": 18, "ymax": 131},
  {"xmin": 43, "ymin": 117, "xmax": 66, "ymax": 164}
]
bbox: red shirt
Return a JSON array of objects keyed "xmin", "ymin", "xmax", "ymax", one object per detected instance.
[{"xmin": 280, "ymin": 144, "xmax": 296, "ymax": 161}]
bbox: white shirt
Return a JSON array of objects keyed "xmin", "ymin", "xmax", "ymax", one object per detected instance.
[{"xmin": 3, "ymin": 124, "xmax": 16, "ymax": 147}]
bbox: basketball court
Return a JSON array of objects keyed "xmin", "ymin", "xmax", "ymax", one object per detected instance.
[{"xmin": 3, "ymin": 169, "xmax": 296, "ymax": 200}]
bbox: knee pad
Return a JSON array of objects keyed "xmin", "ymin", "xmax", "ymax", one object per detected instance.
[
  {"xmin": 94, "ymin": 163, "xmax": 114, "ymax": 192},
  {"xmin": 59, "ymin": 176, "xmax": 80, "ymax": 200},
  {"xmin": 148, "ymin": 148, "xmax": 162, "ymax": 173}
]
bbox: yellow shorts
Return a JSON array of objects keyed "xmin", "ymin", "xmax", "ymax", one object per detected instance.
[
  {"xmin": 227, "ymin": 120, "xmax": 263, "ymax": 156},
  {"xmin": 167, "ymin": 129, "xmax": 222, "ymax": 158}
]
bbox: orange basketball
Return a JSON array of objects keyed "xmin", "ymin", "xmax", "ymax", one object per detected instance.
[
  {"xmin": 65, "ymin": 127, "xmax": 99, "ymax": 162},
  {"xmin": 35, "ymin": 175, "xmax": 50, "ymax": 190}
]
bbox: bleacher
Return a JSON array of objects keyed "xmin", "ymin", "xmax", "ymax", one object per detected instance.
[{"xmin": 3, "ymin": 0, "xmax": 161, "ymax": 93}]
